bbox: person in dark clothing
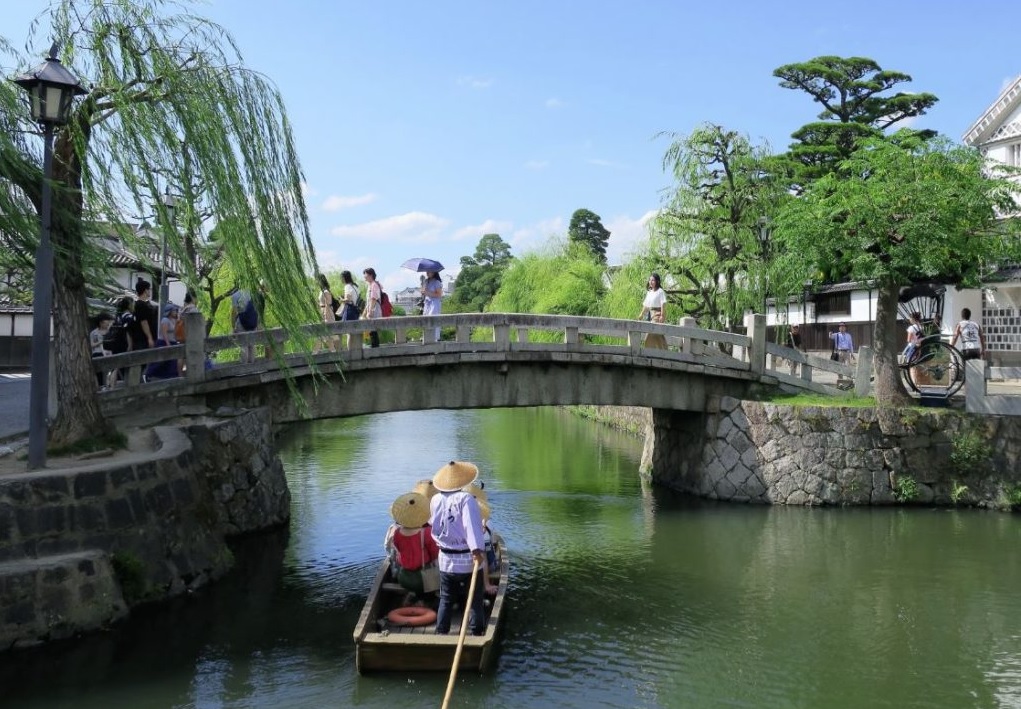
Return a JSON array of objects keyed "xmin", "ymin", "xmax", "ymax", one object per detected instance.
[
  {"xmin": 131, "ymin": 278, "xmax": 159, "ymax": 350},
  {"xmin": 787, "ymin": 324, "xmax": 804, "ymax": 376}
]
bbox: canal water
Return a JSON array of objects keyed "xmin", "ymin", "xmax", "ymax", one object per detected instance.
[{"xmin": 5, "ymin": 408, "xmax": 1021, "ymax": 708}]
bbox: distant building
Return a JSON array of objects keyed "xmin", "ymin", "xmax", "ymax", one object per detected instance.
[
  {"xmin": 963, "ymin": 74, "xmax": 1021, "ymax": 364},
  {"xmin": 0, "ymin": 223, "xmax": 185, "ymax": 368}
]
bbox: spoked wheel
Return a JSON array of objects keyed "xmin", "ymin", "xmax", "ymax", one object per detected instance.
[{"xmin": 901, "ymin": 339, "xmax": 964, "ymax": 398}]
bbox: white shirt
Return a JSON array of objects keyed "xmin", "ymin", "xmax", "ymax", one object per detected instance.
[{"xmin": 643, "ymin": 288, "xmax": 666, "ymax": 309}]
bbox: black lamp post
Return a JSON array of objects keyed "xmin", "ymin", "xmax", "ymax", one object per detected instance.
[
  {"xmin": 757, "ymin": 216, "xmax": 772, "ymax": 317},
  {"xmin": 160, "ymin": 188, "xmax": 177, "ymax": 308},
  {"xmin": 11, "ymin": 43, "xmax": 86, "ymax": 470}
]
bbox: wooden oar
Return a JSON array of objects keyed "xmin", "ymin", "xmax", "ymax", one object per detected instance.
[{"xmin": 441, "ymin": 558, "xmax": 480, "ymax": 709}]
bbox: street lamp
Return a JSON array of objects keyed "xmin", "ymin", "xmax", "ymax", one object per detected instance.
[
  {"xmin": 11, "ymin": 42, "xmax": 86, "ymax": 470},
  {"xmin": 757, "ymin": 216, "xmax": 772, "ymax": 318},
  {"xmin": 160, "ymin": 188, "xmax": 177, "ymax": 308}
]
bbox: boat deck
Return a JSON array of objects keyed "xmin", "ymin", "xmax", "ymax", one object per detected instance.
[{"xmin": 376, "ymin": 578, "xmax": 499, "ymax": 635}]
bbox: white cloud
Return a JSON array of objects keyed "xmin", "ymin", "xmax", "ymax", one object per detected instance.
[
  {"xmin": 452, "ymin": 219, "xmax": 514, "ymax": 242},
  {"xmin": 524, "ymin": 159, "xmax": 549, "ymax": 170},
  {"xmin": 457, "ymin": 75, "xmax": 493, "ymax": 90},
  {"xmin": 545, "ymin": 97, "xmax": 566, "ymax": 109},
  {"xmin": 509, "ymin": 216, "xmax": 565, "ymax": 251},
  {"xmin": 322, "ymin": 193, "xmax": 378, "ymax": 211},
  {"xmin": 330, "ymin": 211, "xmax": 451, "ymax": 242},
  {"xmin": 605, "ymin": 210, "xmax": 659, "ymax": 263},
  {"xmin": 300, "ymin": 182, "xmax": 318, "ymax": 197}
]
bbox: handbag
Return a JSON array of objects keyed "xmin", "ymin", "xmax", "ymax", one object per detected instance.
[
  {"xmin": 830, "ymin": 349, "xmax": 840, "ymax": 362},
  {"xmin": 419, "ymin": 531, "xmax": 440, "ymax": 593}
]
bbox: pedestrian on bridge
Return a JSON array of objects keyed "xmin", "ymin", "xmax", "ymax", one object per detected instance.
[
  {"xmin": 639, "ymin": 273, "xmax": 667, "ymax": 349},
  {"xmin": 362, "ymin": 268, "xmax": 382, "ymax": 348}
]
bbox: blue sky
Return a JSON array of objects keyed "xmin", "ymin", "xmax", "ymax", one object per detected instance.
[{"xmin": 3, "ymin": 1, "xmax": 1021, "ymax": 291}]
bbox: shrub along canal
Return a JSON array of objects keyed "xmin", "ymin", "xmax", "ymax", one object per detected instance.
[{"xmin": 3, "ymin": 407, "xmax": 1021, "ymax": 708}]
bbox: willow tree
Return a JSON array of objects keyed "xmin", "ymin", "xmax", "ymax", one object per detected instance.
[
  {"xmin": 0, "ymin": 0, "xmax": 320, "ymax": 446},
  {"xmin": 774, "ymin": 136, "xmax": 1020, "ymax": 405},
  {"xmin": 652, "ymin": 124, "xmax": 782, "ymax": 331}
]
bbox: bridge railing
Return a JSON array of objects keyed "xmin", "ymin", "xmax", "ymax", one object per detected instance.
[
  {"xmin": 93, "ymin": 312, "xmax": 862, "ymax": 396},
  {"xmin": 965, "ymin": 361, "xmax": 1021, "ymax": 414}
]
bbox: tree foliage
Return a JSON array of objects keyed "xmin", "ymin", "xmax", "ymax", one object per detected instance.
[
  {"xmin": 0, "ymin": 0, "xmax": 321, "ymax": 445},
  {"xmin": 568, "ymin": 208, "xmax": 611, "ymax": 263},
  {"xmin": 774, "ymin": 136, "xmax": 1020, "ymax": 403},
  {"xmin": 773, "ymin": 56, "xmax": 938, "ymax": 186},
  {"xmin": 489, "ymin": 238, "xmax": 605, "ymax": 318},
  {"xmin": 651, "ymin": 124, "xmax": 783, "ymax": 331},
  {"xmin": 449, "ymin": 233, "xmax": 513, "ymax": 312}
]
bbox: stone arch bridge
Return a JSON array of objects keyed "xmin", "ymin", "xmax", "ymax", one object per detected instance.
[{"xmin": 96, "ymin": 313, "xmax": 868, "ymax": 428}]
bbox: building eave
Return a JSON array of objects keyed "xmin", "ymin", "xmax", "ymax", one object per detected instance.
[{"xmin": 963, "ymin": 75, "xmax": 1021, "ymax": 146}]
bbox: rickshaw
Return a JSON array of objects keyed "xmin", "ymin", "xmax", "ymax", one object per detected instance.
[{"xmin": 897, "ymin": 283, "xmax": 964, "ymax": 398}]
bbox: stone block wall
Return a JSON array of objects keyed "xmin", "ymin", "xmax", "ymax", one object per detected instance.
[
  {"xmin": 650, "ymin": 397, "xmax": 1021, "ymax": 507},
  {"xmin": 0, "ymin": 408, "xmax": 289, "ymax": 651}
]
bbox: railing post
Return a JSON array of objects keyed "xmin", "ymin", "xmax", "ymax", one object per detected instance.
[
  {"xmin": 680, "ymin": 316, "xmax": 698, "ymax": 355},
  {"xmin": 395, "ymin": 324, "xmax": 408, "ymax": 344},
  {"xmin": 965, "ymin": 359, "xmax": 987, "ymax": 413},
  {"xmin": 184, "ymin": 311, "xmax": 207, "ymax": 383},
  {"xmin": 565, "ymin": 326, "xmax": 578, "ymax": 346},
  {"xmin": 456, "ymin": 324, "xmax": 471, "ymax": 343},
  {"xmin": 516, "ymin": 327, "xmax": 529, "ymax": 343},
  {"xmin": 494, "ymin": 323, "xmax": 510, "ymax": 349},
  {"xmin": 748, "ymin": 313, "xmax": 766, "ymax": 375},
  {"xmin": 853, "ymin": 345, "xmax": 873, "ymax": 396},
  {"xmin": 628, "ymin": 327, "xmax": 642, "ymax": 354},
  {"xmin": 422, "ymin": 321, "xmax": 435, "ymax": 344}
]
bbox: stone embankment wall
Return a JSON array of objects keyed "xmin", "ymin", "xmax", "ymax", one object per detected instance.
[
  {"xmin": 0, "ymin": 408, "xmax": 288, "ymax": 651},
  {"xmin": 645, "ymin": 397, "xmax": 1021, "ymax": 507}
]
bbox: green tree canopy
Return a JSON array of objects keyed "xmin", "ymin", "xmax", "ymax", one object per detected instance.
[
  {"xmin": 0, "ymin": 0, "xmax": 320, "ymax": 446},
  {"xmin": 489, "ymin": 239, "xmax": 605, "ymax": 319},
  {"xmin": 651, "ymin": 124, "xmax": 783, "ymax": 331},
  {"xmin": 449, "ymin": 233, "xmax": 513, "ymax": 312},
  {"xmin": 568, "ymin": 208, "xmax": 611, "ymax": 263},
  {"xmin": 774, "ymin": 135, "xmax": 1020, "ymax": 403},
  {"xmin": 774, "ymin": 56, "xmax": 938, "ymax": 185}
]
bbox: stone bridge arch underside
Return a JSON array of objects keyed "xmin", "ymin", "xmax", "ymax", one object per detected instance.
[{"xmin": 187, "ymin": 354, "xmax": 759, "ymax": 423}]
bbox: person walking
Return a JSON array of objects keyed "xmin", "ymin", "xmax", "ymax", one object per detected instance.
[
  {"xmin": 231, "ymin": 288, "xmax": 259, "ymax": 363},
  {"xmin": 362, "ymin": 267, "xmax": 382, "ymax": 348},
  {"xmin": 317, "ymin": 273, "xmax": 339, "ymax": 353},
  {"xmin": 951, "ymin": 308, "xmax": 985, "ymax": 362},
  {"xmin": 422, "ymin": 270, "xmax": 444, "ymax": 342},
  {"xmin": 639, "ymin": 273, "xmax": 668, "ymax": 349},
  {"xmin": 429, "ymin": 460, "xmax": 487, "ymax": 636},
  {"xmin": 787, "ymin": 324, "xmax": 804, "ymax": 376},
  {"xmin": 131, "ymin": 278, "xmax": 159, "ymax": 351},
  {"xmin": 829, "ymin": 322, "xmax": 854, "ymax": 385}
]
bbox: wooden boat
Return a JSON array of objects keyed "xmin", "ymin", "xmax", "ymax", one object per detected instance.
[{"xmin": 353, "ymin": 533, "xmax": 508, "ymax": 673}]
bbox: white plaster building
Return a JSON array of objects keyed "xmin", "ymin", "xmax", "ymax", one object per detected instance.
[{"xmin": 963, "ymin": 74, "xmax": 1021, "ymax": 364}]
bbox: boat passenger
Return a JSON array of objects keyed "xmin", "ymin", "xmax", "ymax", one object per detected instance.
[
  {"xmin": 413, "ymin": 478, "xmax": 439, "ymax": 501},
  {"xmin": 429, "ymin": 461, "xmax": 487, "ymax": 636},
  {"xmin": 384, "ymin": 492, "xmax": 440, "ymax": 600}
]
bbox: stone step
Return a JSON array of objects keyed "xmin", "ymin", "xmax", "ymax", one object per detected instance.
[{"xmin": 0, "ymin": 549, "xmax": 127, "ymax": 650}]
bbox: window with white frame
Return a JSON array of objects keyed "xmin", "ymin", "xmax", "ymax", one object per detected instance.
[{"xmin": 1009, "ymin": 142, "xmax": 1021, "ymax": 167}]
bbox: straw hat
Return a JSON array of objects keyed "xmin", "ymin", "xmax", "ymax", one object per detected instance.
[
  {"xmin": 390, "ymin": 492, "xmax": 430, "ymax": 529},
  {"xmin": 413, "ymin": 479, "xmax": 438, "ymax": 500},
  {"xmin": 477, "ymin": 498, "xmax": 491, "ymax": 522},
  {"xmin": 462, "ymin": 481, "xmax": 487, "ymax": 503},
  {"xmin": 432, "ymin": 460, "xmax": 479, "ymax": 492}
]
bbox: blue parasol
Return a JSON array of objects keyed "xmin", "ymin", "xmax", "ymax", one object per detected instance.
[{"xmin": 401, "ymin": 257, "xmax": 444, "ymax": 273}]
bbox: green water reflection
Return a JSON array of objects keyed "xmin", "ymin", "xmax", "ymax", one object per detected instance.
[{"xmin": 3, "ymin": 408, "xmax": 1021, "ymax": 708}]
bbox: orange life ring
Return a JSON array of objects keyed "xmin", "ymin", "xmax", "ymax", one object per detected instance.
[{"xmin": 387, "ymin": 606, "xmax": 437, "ymax": 627}]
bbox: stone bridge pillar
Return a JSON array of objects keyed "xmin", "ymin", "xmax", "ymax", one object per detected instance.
[{"xmin": 640, "ymin": 407, "xmax": 707, "ymax": 492}]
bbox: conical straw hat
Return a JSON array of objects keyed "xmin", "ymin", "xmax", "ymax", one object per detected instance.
[
  {"xmin": 432, "ymin": 460, "xmax": 479, "ymax": 492},
  {"xmin": 413, "ymin": 478, "xmax": 439, "ymax": 500},
  {"xmin": 390, "ymin": 491, "xmax": 430, "ymax": 528},
  {"xmin": 477, "ymin": 498, "xmax": 491, "ymax": 522},
  {"xmin": 462, "ymin": 480, "xmax": 487, "ymax": 503}
]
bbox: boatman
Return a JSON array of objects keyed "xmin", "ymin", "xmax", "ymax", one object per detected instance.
[{"xmin": 429, "ymin": 460, "xmax": 487, "ymax": 636}]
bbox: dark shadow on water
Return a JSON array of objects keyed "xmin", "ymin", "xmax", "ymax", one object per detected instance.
[{"xmin": 0, "ymin": 526, "xmax": 351, "ymax": 706}]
